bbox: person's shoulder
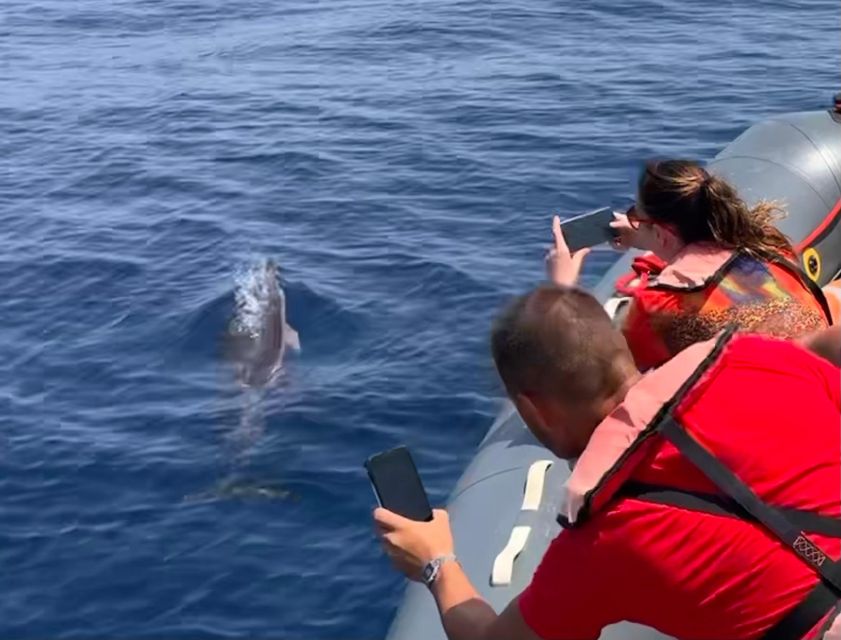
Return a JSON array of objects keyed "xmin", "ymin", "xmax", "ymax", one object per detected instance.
[
  {"xmin": 534, "ymin": 510, "xmax": 640, "ymax": 597},
  {"xmin": 726, "ymin": 332, "xmax": 809, "ymax": 359},
  {"xmin": 722, "ymin": 332, "xmax": 839, "ymax": 381},
  {"xmin": 552, "ymin": 501, "xmax": 644, "ymax": 551}
]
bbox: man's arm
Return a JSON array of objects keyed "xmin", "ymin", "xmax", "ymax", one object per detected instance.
[
  {"xmin": 373, "ymin": 508, "xmax": 538, "ymax": 640},
  {"xmin": 430, "ymin": 561, "xmax": 539, "ymax": 640},
  {"xmin": 374, "ymin": 507, "xmax": 612, "ymax": 640},
  {"xmin": 798, "ymin": 325, "xmax": 841, "ymax": 366}
]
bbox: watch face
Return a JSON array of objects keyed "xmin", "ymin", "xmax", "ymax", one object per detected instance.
[{"xmin": 423, "ymin": 562, "xmax": 436, "ymax": 584}]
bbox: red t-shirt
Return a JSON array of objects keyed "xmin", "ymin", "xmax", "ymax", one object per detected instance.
[{"xmin": 519, "ymin": 336, "xmax": 841, "ymax": 639}]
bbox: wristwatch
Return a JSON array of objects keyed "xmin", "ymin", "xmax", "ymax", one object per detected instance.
[{"xmin": 422, "ymin": 554, "xmax": 458, "ymax": 588}]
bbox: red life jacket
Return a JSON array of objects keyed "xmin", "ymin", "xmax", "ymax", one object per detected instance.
[
  {"xmin": 560, "ymin": 329, "xmax": 841, "ymax": 638},
  {"xmin": 616, "ymin": 244, "xmax": 833, "ymax": 371}
]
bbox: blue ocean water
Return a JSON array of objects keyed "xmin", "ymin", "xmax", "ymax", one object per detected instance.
[{"xmin": 0, "ymin": 0, "xmax": 838, "ymax": 637}]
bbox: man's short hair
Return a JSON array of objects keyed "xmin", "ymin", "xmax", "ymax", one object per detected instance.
[{"xmin": 490, "ymin": 285, "xmax": 633, "ymax": 403}]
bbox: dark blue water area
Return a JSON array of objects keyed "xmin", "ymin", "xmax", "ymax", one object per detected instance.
[{"xmin": 0, "ymin": 0, "xmax": 837, "ymax": 637}]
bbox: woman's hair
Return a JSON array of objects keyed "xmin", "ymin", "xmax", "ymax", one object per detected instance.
[{"xmin": 637, "ymin": 159, "xmax": 793, "ymax": 257}]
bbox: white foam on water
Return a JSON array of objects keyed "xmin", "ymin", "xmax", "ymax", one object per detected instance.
[{"xmin": 231, "ymin": 260, "xmax": 278, "ymax": 338}]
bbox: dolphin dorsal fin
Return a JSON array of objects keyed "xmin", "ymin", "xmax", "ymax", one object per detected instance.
[{"xmin": 284, "ymin": 324, "xmax": 301, "ymax": 352}]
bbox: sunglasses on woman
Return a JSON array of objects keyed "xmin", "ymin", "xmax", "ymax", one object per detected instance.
[
  {"xmin": 626, "ymin": 204, "xmax": 677, "ymax": 235},
  {"xmin": 626, "ymin": 205, "xmax": 653, "ymax": 230}
]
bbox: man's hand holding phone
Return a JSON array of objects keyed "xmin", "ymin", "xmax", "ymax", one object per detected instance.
[
  {"xmin": 373, "ymin": 507, "xmax": 454, "ymax": 583},
  {"xmin": 366, "ymin": 446, "xmax": 457, "ymax": 586}
]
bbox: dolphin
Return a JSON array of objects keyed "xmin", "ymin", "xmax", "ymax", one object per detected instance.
[
  {"xmin": 225, "ymin": 259, "xmax": 300, "ymax": 389},
  {"xmin": 191, "ymin": 261, "xmax": 300, "ymax": 503}
]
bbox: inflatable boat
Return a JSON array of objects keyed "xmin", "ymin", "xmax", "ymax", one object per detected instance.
[{"xmin": 387, "ymin": 100, "xmax": 841, "ymax": 640}]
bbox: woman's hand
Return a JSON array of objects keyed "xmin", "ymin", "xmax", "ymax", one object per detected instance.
[
  {"xmin": 608, "ymin": 211, "xmax": 640, "ymax": 250},
  {"xmin": 545, "ymin": 215, "xmax": 590, "ymax": 286}
]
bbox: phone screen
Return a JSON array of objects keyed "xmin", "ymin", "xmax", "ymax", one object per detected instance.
[
  {"xmin": 559, "ymin": 206, "xmax": 617, "ymax": 252},
  {"xmin": 365, "ymin": 446, "xmax": 433, "ymax": 522}
]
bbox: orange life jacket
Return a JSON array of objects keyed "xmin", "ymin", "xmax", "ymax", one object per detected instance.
[{"xmin": 616, "ymin": 243, "xmax": 832, "ymax": 371}]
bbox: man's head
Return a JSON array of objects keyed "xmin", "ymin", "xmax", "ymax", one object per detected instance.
[{"xmin": 490, "ymin": 285, "xmax": 638, "ymax": 459}]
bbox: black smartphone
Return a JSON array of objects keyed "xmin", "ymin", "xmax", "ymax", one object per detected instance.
[
  {"xmin": 365, "ymin": 446, "xmax": 433, "ymax": 522},
  {"xmin": 559, "ymin": 206, "xmax": 617, "ymax": 252}
]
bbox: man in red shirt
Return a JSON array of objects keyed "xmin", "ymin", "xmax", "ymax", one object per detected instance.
[{"xmin": 373, "ymin": 284, "xmax": 841, "ymax": 640}]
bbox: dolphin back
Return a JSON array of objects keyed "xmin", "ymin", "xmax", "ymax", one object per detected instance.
[{"xmin": 226, "ymin": 259, "xmax": 297, "ymax": 388}]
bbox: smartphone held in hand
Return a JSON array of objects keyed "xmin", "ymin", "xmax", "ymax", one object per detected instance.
[
  {"xmin": 559, "ymin": 206, "xmax": 618, "ymax": 252},
  {"xmin": 365, "ymin": 446, "xmax": 433, "ymax": 522}
]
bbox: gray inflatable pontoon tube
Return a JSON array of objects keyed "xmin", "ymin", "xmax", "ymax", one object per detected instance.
[{"xmin": 386, "ymin": 104, "xmax": 841, "ymax": 640}]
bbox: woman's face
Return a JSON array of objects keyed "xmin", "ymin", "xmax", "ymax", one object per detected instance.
[{"xmin": 629, "ymin": 203, "xmax": 685, "ymax": 260}]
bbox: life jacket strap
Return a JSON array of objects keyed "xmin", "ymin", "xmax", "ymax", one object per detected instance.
[
  {"xmin": 654, "ymin": 415, "xmax": 841, "ymax": 639},
  {"xmin": 769, "ymin": 253, "xmax": 835, "ymax": 325},
  {"xmin": 764, "ymin": 582, "xmax": 839, "ymax": 640},
  {"xmin": 619, "ymin": 482, "xmax": 841, "ymax": 637}
]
